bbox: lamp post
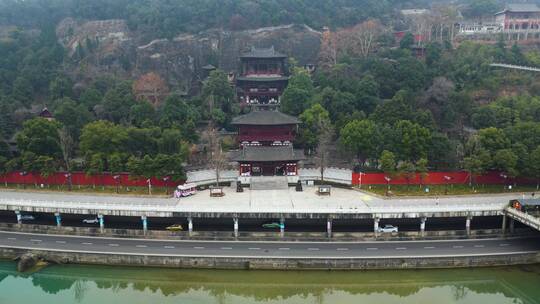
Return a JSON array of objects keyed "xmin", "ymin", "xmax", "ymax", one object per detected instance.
[
  {"xmin": 64, "ymin": 173, "xmax": 72, "ymax": 191},
  {"xmin": 500, "ymin": 173, "xmax": 508, "ymax": 190},
  {"xmin": 384, "ymin": 176, "xmax": 391, "ymax": 196},
  {"xmin": 113, "ymin": 175, "xmax": 120, "ymax": 193},
  {"xmin": 358, "ymin": 172, "xmax": 364, "ymax": 189},
  {"xmin": 19, "ymin": 171, "xmax": 27, "ymax": 189},
  {"xmin": 146, "ymin": 178, "xmax": 152, "ymax": 195},
  {"xmin": 444, "ymin": 175, "xmax": 452, "ymax": 195},
  {"xmin": 163, "ymin": 176, "xmax": 171, "ymax": 195}
]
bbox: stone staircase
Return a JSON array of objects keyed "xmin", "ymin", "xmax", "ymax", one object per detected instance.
[{"xmin": 250, "ymin": 176, "xmax": 289, "ymax": 190}]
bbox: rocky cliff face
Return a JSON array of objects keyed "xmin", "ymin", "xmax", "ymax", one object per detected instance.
[{"xmin": 55, "ymin": 19, "xmax": 322, "ymax": 95}]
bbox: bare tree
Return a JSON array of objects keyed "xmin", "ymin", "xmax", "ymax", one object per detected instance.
[
  {"xmin": 318, "ymin": 27, "xmax": 338, "ymax": 69},
  {"xmin": 204, "ymin": 122, "xmax": 227, "ymax": 186},
  {"xmin": 315, "ymin": 120, "xmax": 334, "ymax": 182},
  {"xmin": 340, "ymin": 19, "xmax": 383, "ymax": 58},
  {"xmin": 58, "ymin": 127, "xmax": 74, "ymax": 191}
]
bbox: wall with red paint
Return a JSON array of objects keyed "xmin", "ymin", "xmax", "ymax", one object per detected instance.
[
  {"xmin": 352, "ymin": 171, "xmax": 534, "ymax": 186},
  {"xmin": 0, "ymin": 170, "xmax": 534, "ymax": 187},
  {"xmin": 0, "ymin": 171, "xmax": 183, "ymax": 187}
]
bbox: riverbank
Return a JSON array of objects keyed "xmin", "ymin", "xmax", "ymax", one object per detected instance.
[{"xmin": 1, "ymin": 247, "xmax": 539, "ymax": 270}]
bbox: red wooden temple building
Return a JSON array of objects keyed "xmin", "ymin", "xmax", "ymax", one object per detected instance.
[
  {"xmin": 230, "ymin": 109, "xmax": 305, "ymax": 182},
  {"xmin": 236, "ymin": 46, "xmax": 289, "ymax": 105}
]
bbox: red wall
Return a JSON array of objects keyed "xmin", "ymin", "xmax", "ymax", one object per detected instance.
[
  {"xmin": 0, "ymin": 171, "xmax": 183, "ymax": 187},
  {"xmin": 352, "ymin": 171, "xmax": 535, "ymax": 186},
  {"xmin": 1, "ymin": 170, "xmax": 534, "ymax": 187}
]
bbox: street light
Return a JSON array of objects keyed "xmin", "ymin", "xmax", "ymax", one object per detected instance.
[
  {"xmin": 358, "ymin": 172, "xmax": 365, "ymax": 189},
  {"xmin": 146, "ymin": 178, "xmax": 152, "ymax": 195},
  {"xmin": 500, "ymin": 173, "xmax": 508, "ymax": 190},
  {"xmin": 64, "ymin": 173, "xmax": 72, "ymax": 191},
  {"xmin": 113, "ymin": 175, "xmax": 120, "ymax": 193},
  {"xmin": 163, "ymin": 176, "xmax": 171, "ymax": 195},
  {"xmin": 384, "ymin": 176, "xmax": 391, "ymax": 196},
  {"xmin": 19, "ymin": 171, "xmax": 27, "ymax": 189},
  {"xmin": 444, "ymin": 175, "xmax": 452, "ymax": 194}
]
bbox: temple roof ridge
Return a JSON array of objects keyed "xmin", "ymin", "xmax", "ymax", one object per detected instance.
[
  {"xmin": 231, "ymin": 109, "xmax": 300, "ymax": 126},
  {"xmin": 240, "ymin": 46, "xmax": 287, "ymax": 58}
]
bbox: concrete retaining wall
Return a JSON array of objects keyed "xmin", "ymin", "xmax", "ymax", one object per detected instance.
[{"xmin": 1, "ymin": 247, "xmax": 539, "ymax": 270}]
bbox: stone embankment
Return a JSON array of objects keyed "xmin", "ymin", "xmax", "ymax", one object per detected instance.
[{"xmin": 1, "ymin": 247, "xmax": 539, "ymax": 271}]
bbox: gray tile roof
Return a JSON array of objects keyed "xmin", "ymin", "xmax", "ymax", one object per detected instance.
[
  {"xmin": 231, "ymin": 110, "xmax": 300, "ymax": 125},
  {"xmin": 236, "ymin": 76, "xmax": 289, "ymax": 82},
  {"xmin": 240, "ymin": 46, "xmax": 287, "ymax": 58},
  {"xmin": 496, "ymin": 4, "xmax": 540, "ymax": 14},
  {"xmin": 230, "ymin": 145, "xmax": 306, "ymax": 162}
]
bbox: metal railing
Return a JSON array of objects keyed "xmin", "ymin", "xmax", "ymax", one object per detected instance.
[{"xmin": 490, "ymin": 63, "xmax": 540, "ymax": 72}]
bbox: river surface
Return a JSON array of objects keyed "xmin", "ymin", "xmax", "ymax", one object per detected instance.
[{"xmin": 0, "ymin": 262, "xmax": 539, "ymax": 304}]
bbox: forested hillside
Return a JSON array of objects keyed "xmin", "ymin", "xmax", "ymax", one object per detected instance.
[
  {"xmin": 1, "ymin": 0, "xmax": 540, "ymax": 183},
  {"xmin": 0, "ymin": 0, "xmax": 472, "ymax": 36}
]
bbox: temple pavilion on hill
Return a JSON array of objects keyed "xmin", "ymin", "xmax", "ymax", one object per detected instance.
[
  {"xmin": 236, "ymin": 46, "xmax": 289, "ymax": 106},
  {"xmin": 230, "ymin": 108, "xmax": 305, "ymax": 183}
]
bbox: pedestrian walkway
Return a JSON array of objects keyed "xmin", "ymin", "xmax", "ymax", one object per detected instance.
[{"xmin": 250, "ymin": 176, "xmax": 288, "ymax": 190}]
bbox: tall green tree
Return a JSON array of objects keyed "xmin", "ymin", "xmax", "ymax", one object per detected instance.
[
  {"xmin": 397, "ymin": 161, "xmax": 415, "ymax": 190},
  {"xmin": 54, "ymin": 97, "xmax": 93, "ymax": 139},
  {"xmin": 492, "ymin": 149, "xmax": 518, "ymax": 177},
  {"xmin": 339, "ymin": 119, "xmax": 378, "ymax": 165},
  {"xmin": 36, "ymin": 155, "xmax": 56, "ymax": 188},
  {"xmin": 79, "ymin": 120, "xmax": 128, "ymax": 159},
  {"xmin": 86, "ymin": 153, "xmax": 104, "ymax": 189},
  {"xmin": 16, "ymin": 118, "xmax": 61, "ymax": 159},
  {"xmin": 202, "ymin": 69, "xmax": 235, "ymax": 116},
  {"xmin": 281, "ymin": 68, "xmax": 314, "ymax": 116},
  {"xmin": 529, "ymin": 146, "xmax": 540, "ymax": 189},
  {"xmin": 298, "ymin": 103, "xmax": 332, "ymax": 152},
  {"xmin": 394, "ymin": 120, "xmax": 432, "ymax": 161}
]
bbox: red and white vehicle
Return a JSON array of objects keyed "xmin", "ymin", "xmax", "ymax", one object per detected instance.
[{"xmin": 174, "ymin": 183, "xmax": 197, "ymax": 198}]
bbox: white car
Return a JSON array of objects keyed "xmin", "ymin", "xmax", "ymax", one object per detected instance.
[
  {"xmin": 377, "ymin": 225, "xmax": 398, "ymax": 233},
  {"xmin": 82, "ymin": 218, "xmax": 99, "ymax": 224},
  {"xmin": 19, "ymin": 215, "xmax": 35, "ymax": 221}
]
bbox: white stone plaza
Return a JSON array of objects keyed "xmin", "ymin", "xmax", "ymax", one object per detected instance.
[{"xmin": 0, "ymin": 185, "xmax": 519, "ymax": 215}]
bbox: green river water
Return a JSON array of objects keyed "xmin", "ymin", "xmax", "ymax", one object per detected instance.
[{"xmin": 0, "ymin": 261, "xmax": 539, "ymax": 304}]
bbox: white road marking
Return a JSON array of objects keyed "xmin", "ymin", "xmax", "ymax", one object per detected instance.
[
  {"xmin": 193, "ymin": 246, "xmax": 205, "ymax": 250},
  {"xmin": 248, "ymin": 247, "xmax": 260, "ymax": 250},
  {"xmin": 308, "ymin": 248, "xmax": 320, "ymax": 251},
  {"xmin": 424, "ymin": 246, "xmax": 435, "ymax": 249},
  {"xmin": 164, "ymin": 246, "xmax": 175, "ymax": 249},
  {"xmin": 396, "ymin": 247, "xmax": 407, "ymax": 250},
  {"xmin": 136, "ymin": 245, "xmax": 147, "ymax": 248},
  {"xmin": 366, "ymin": 248, "xmax": 378, "ymax": 250},
  {"xmin": 278, "ymin": 247, "xmax": 290, "ymax": 250},
  {"xmin": 55, "ymin": 241, "xmax": 66, "ymax": 244},
  {"xmin": 336, "ymin": 248, "xmax": 349, "ymax": 251},
  {"xmin": 7, "ymin": 238, "xmax": 16, "ymax": 240},
  {"xmin": 30, "ymin": 239, "xmax": 42, "ymax": 242},
  {"xmin": 499, "ymin": 243, "xmax": 510, "ymax": 247},
  {"xmin": 474, "ymin": 245, "xmax": 485, "ymax": 248},
  {"xmin": 453, "ymin": 245, "xmax": 464, "ymax": 249},
  {"xmin": 108, "ymin": 244, "xmax": 119, "ymax": 247},
  {"xmin": 82, "ymin": 242, "xmax": 93, "ymax": 245},
  {"xmin": 221, "ymin": 247, "xmax": 232, "ymax": 250}
]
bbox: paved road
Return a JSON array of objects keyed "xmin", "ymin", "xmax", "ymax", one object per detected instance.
[{"xmin": 0, "ymin": 231, "xmax": 539, "ymax": 258}]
